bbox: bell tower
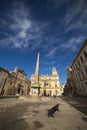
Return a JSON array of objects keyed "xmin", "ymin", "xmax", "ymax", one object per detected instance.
[{"xmin": 52, "ymin": 67, "xmax": 58, "ymax": 75}]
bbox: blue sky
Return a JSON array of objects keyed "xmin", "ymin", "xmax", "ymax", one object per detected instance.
[{"xmin": 0, "ymin": 0, "xmax": 87, "ymax": 84}]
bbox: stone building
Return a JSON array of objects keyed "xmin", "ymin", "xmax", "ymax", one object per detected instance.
[
  {"xmin": 0, "ymin": 67, "xmax": 31, "ymax": 96},
  {"xmin": 30, "ymin": 67, "xmax": 61, "ymax": 96},
  {"xmin": 65, "ymin": 39, "xmax": 87, "ymax": 97},
  {"xmin": 0, "ymin": 67, "xmax": 9, "ymax": 95},
  {"xmin": 60, "ymin": 83, "xmax": 65, "ymax": 95}
]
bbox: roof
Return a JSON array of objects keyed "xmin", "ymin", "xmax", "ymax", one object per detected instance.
[
  {"xmin": 18, "ymin": 69, "xmax": 27, "ymax": 76},
  {"xmin": 0, "ymin": 67, "xmax": 9, "ymax": 73}
]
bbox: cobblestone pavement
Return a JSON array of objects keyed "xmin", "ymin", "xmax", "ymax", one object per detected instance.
[
  {"xmin": 61, "ymin": 96, "xmax": 87, "ymax": 116},
  {"xmin": 0, "ymin": 97, "xmax": 87, "ymax": 130}
]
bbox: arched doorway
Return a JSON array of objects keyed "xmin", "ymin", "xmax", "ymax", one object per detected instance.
[
  {"xmin": 44, "ymin": 90, "xmax": 46, "ymax": 96},
  {"xmin": 17, "ymin": 83, "xmax": 24, "ymax": 95},
  {"xmin": 18, "ymin": 87, "xmax": 20, "ymax": 94}
]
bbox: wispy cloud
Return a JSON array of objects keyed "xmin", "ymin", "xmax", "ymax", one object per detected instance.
[
  {"xmin": 60, "ymin": 36, "xmax": 85, "ymax": 52},
  {"xmin": 43, "ymin": 60, "xmax": 57, "ymax": 65},
  {"xmin": 45, "ymin": 47, "xmax": 57, "ymax": 57},
  {"xmin": 0, "ymin": 2, "xmax": 47, "ymax": 50},
  {"xmin": 64, "ymin": 0, "xmax": 87, "ymax": 32}
]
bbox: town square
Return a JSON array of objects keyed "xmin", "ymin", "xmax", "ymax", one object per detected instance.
[{"xmin": 0, "ymin": 0, "xmax": 87, "ymax": 130}]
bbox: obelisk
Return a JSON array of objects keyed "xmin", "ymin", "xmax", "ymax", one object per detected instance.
[
  {"xmin": 31, "ymin": 53, "xmax": 40, "ymax": 97},
  {"xmin": 34, "ymin": 53, "xmax": 40, "ymax": 84}
]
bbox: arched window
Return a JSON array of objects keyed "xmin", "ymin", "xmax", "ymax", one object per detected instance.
[{"xmin": 55, "ymin": 84, "xmax": 57, "ymax": 87}]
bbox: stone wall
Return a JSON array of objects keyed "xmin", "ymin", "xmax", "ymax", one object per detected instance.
[
  {"xmin": 65, "ymin": 39, "xmax": 87, "ymax": 97},
  {"xmin": 0, "ymin": 67, "xmax": 31, "ymax": 96}
]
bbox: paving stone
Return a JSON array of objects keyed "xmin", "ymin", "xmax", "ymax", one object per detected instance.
[{"xmin": 0, "ymin": 97, "xmax": 87, "ymax": 130}]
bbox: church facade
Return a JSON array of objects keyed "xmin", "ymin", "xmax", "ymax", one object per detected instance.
[{"xmin": 30, "ymin": 67, "xmax": 61, "ymax": 96}]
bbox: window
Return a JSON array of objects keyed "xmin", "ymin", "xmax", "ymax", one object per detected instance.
[
  {"xmin": 78, "ymin": 72, "xmax": 81, "ymax": 80},
  {"xmin": 84, "ymin": 66, "xmax": 87, "ymax": 73},
  {"xmin": 85, "ymin": 82, "xmax": 87, "ymax": 86},
  {"xmin": 75, "ymin": 64, "xmax": 78, "ymax": 69},
  {"xmin": 55, "ymin": 84, "xmax": 57, "ymax": 87},
  {"xmin": 74, "ymin": 66, "xmax": 76, "ymax": 71},
  {"xmin": 75, "ymin": 73, "xmax": 78, "ymax": 81},
  {"xmin": 83, "ymin": 51, "xmax": 87, "ymax": 58},
  {"xmin": 78, "ymin": 60, "xmax": 80, "ymax": 66},
  {"xmin": 55, "ymin": 90, "xmax": 57, "ymax": 95},
  {"xmin": 34, "ymin": 91, "xmax": 36, "ymax": 94},
  {"xmin": 80, "ymin": 56, "xmax": 83, "ymax": 62},
  {"xmin": 49, "ymin": 90, "xmax": 52, "ymax": 95},
  {"xmin": 81, "ymin": 70, "xmax": 84, "ymax": 78},
  {"xmin": 10, "ymin": 81, "xmax": 12, "ymax": 85},
  {"xmin": 50, "ymin": 84, "xmax": 51, "ymax": 88}
]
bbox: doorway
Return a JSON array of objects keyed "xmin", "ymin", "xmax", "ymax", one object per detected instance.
[{"xmin": 44, "ymin": 90, "xmax": 46, "ymax": 96}]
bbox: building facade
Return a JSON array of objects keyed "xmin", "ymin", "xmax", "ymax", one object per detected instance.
[
  {"xmin": 60, "ymin": 83, "xmax": 65, "ymax": 95},
  {"xmin": 0, "ymin": 67, "xmax": 31, "ymax": 96},
  {"xmin": 65, "ymin": 39, "xmax": 87, "ymax": 97},
  {"xmin": 30, "ymin": 67, "xmax": 61, "ymax": 96}
]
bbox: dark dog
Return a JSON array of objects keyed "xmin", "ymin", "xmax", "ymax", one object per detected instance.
[{"xmin": 48, "ymin": 104, "xmax": 60, "ymax": 117}]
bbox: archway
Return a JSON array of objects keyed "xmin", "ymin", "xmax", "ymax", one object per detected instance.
[{"xmin": 44, "ymin": 90, "xmax": 46, "ymax": 96}]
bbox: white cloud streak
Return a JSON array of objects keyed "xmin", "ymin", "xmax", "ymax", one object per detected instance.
[
  {"xmin": 60, "ymin": 36, "xmax": 85, "ymax": 51},
  {"xmin": 64, "ymin": 0, "xmax": 87, "ymax": 32},
  {"xmin": 46, "ymin": 47, "xmax": 57, "ymax": 57},
  {"xmin": 44, "ymin": 60, "xmax": 57, "ymax": 65},
  {"xmin": 0, "ymin": 2, "xmax": 46, "ymax": 50}
]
